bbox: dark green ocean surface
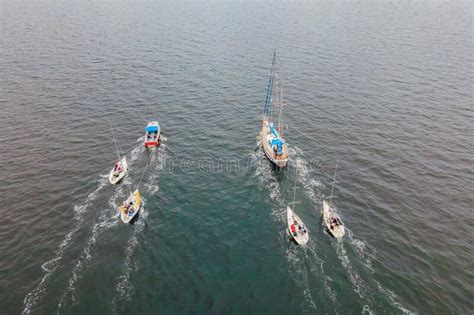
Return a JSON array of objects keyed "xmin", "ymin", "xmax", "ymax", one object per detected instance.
[{"xmin": 0, "ymin": 1, "xmax": 472, "ymax": 314}]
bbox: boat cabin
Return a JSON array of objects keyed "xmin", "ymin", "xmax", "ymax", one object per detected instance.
[{"xmin": 144, "ymin": 122, "xmax": 160, "ymax": 147}]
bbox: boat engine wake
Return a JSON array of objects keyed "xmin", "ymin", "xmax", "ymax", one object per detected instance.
[
  {"xmin": 21, "ymin": 176, "xmax": 108, "ymax": 315},
  {"xmin": 144, "ymin": 135, "xmax": 168, "ymax": 194},
  {"xmin": 56, "ymin": 188, "xmax": 123, "ymax": 312},
  {"xmin": 55, "ymin": 140, "xmax": 150, "ymax": 311},
  {"xmin": 111, "ymin": 198, "xmax": 149, "ymax": 311},
  {"xmin": 290, "ymin": 146, "xmax": 414, "ymax": 314},
  {"xmin": 112, "ymin": 137, "xmax": 167, "ymax": 308},
  {"xmin": 282, "ymin": 242, "xmax": 318, "ymax": 312},
  {"xmin": 252, "ymin": 138, "xmax": 318, "ymax": 312}
]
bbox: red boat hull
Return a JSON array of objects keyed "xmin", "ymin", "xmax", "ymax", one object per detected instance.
[{"xmin": 144, "ymin": 138, "xmax": 160, "ymax": 148}]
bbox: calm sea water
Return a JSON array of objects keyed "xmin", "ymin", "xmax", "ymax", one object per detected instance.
[{"xmin": 1, "ymin": 0, "xmax": 473, "ymax": 314}]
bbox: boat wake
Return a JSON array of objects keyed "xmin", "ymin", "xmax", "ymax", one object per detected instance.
[
  {"xmin": 111, "ymin": 199, "xmax": 149, "ymax": 311},
  {"xmin": 282, "ymin": 242, "xmax": 318, "ymax": 312},
  {"xmin": 290, "ymin": 146, "xmax": 414, "ymax": 314},
  {"xmin": 252, "ymin": 138, "xmax": 318, "ymax": 311},
  {"xmin": 56, "ymin": 184, "xmax": 124, "ymax": 311},
  {"xmin": 21, "ymin": 176, "xmax": 108, "ymax": 315},
  {"xmin": 144, "ymin": 135, "xmax": 168, "ymax": 194},
  {"xmin": 251, "ymin": 136, "xmax": 285, "ymax": 219},
  {"xmin": 335, "ymin": 240, "xmax": 373, "ymax": 306},
  {"xmin": 305, "ymin": 245, "xmax": 340, "ymax": 309},
  {"xmin": 56, "ymin": 140, "xmax": 149, "ymax": 311},
  {"xmin": 112, "ymin": 137, "xmax": 167, "ymax": 308},
  {"xmin": 289, "ymin": 148, "xmax": 323, "ymax": 204}
]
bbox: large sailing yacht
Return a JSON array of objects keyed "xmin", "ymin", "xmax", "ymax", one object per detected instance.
[{"xmin": 261, "ymin": 51, "xmax": 289, "ymax": 168}]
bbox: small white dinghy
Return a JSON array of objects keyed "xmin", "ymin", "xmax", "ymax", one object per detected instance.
[
  {"xmin": 108, "ymin": 156, "xmax": 128, "ymax": 185},
  {"xmin": 322, "ymin": 200, "xmax": 345, "ymax": 239},
  {"xmin": 119, "ymin": 190, "xmax": 141, "ymax": 223},
  {"xmin": 287, "ymin": 206, "xmax": 309, "ymax": 245}
]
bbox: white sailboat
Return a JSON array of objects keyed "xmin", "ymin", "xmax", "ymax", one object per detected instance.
[
  {"xmin": 321, "ymin": 162, "xmax": 345, "ymax": 239},
  {"xmin": 108, "ymin": 156, "xmax": 128, "ymax": 185},
  {"xmin": 261, "ymin": 51, "xmax": 289, "ymax": 168},
  {"xmin": 108, "ymin": 121, "xmax": 128, "ymax": 185},
  {"xmin": 287, "ymin": 169, "xmax": 309, "ymax": 245}
]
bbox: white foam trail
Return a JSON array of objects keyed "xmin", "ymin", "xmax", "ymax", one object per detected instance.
[
  {"xmin": 250, "ymin": 138, "xmax": 285, "ymax": 209},
  {"xmin": 291, "ymin": 151, "xmax": 323, "ymax": 203},
  {"xmin": 374, "ymin": 279, "xmax": 416, "ymax": 314},
  {"xmin": 130, "ymin": 144, "xmax": 145, "ymax": 164},
  {"xmin": 58, "ymin": 187, "xmax": 122, "ymax": 313},
  {"xmin": 336, "ymin": 229, "xmax": 413, "ymax": 314},
  {"xmin": 57, "ymin": 140, "xmax": 145, "ymax": 311},
  {"xmin": 361, "ymin": 304, "xmax": 374, "ymax": 315},
  {"xmin": 283, "ymin": 241, "xmax": 318, "ymax": 312},
  {"xmin": 305, "ymin": 246, "xmax": 339, "ymax": 308},
  {"xmin": 112, "ymin": 199, "xmax": 149, "ymax": 309},
  {"xmin": 292, "ymin": 147, "xmax": 375, "ymax": 307},
  {"xmin": 56, "ymin": 188, "xmax": 122, "ymax": 312},
  {"xmin": 335, "ymin": 241, "xmax": 370, "ymax": 301},
  {"xmin": 144, "ymin": 136, "xmax": 168, "ymax": 194},
  {"xmin": 254, "ymin": 137, "xmax": 318, "ymax": 311},
  {"xmin": 345, "ymin": 228, "xmax": 376, "ymax": 273},
  {"xmin": 111, "ymin": 136, "xmax": 166, "ymax": 307},
  {"xmin": 22, "ymin": 177, "xmax": 108, "ymax": 315},
  {"xmin": 289, "ymin": 146, "xmax": 414, "ymax": 313}
]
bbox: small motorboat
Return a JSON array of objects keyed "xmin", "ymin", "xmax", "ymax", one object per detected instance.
[
  {"xmin": 287, "ymin": 206, "xmax": 309, "ymax": 245},
  {"xmin": 108, "ymin": 156, "xmax": 128, "ymax": 185},
  {"xmin": 118, "ymin": 189, "xmax": 141, "ymax": 223},
  {"xmin": 144, "ymin": 121, "xmax": 160, "ymax": 148},
  {"xmin": 322, "ymin": 200, "xmax": 345, "ymax": 238}
]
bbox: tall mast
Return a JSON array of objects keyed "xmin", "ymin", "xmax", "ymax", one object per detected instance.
[
  {"xmin": 278, "ymin": 79, "xmax": 284, "ymax": 136},
  {"xmin": 292, "ymin": 167, "xmax": 298, "ymax": 210},
  {"xmin": 263, "ymin": 51, "xmax": 277, "ymax": 117},
  {"xmin": 329, "ymin": 161, "xmax": 338, "ymax": 204},
  {"xmin": 108, "ymin": 120, "xmax": 122, "ymax": 161}
]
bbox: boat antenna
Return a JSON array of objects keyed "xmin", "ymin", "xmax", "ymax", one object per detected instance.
[
  {"xmin": 329, "ymin": 160, "xmax": 338, "ymax": 204},
  {"xmin": 108, "ymin": 119, "xmax": 122, "ymax": 161}
]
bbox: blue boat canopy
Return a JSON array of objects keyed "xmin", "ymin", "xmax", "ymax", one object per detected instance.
[
  {"xmin": 146, "ymin": 126, "xmax": 159, "ymax": 132},
  {"xmin": 271, "ymin": 138, "xmax": 283, "ymax": 146},
  {"xmin": 271, "ymin": 138, "xmax": 284, "ymax": 154}
]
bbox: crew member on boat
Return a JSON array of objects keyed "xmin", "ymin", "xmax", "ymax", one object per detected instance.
[
  {"xmin": 330, "ymin": 218, "xmax": 340, "ymax": 229},
  {"xmin": 114, "ymin": 162, "xmax": 122, "ymax": 173},
  {"xmin": 290, "ymin": 222, "xmax": 297, "ymax": 236}
]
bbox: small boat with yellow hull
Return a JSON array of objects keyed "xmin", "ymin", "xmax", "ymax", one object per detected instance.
[{"xmin": 119, "ymin": 189, "xmax": 141, "ymax": 223}]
